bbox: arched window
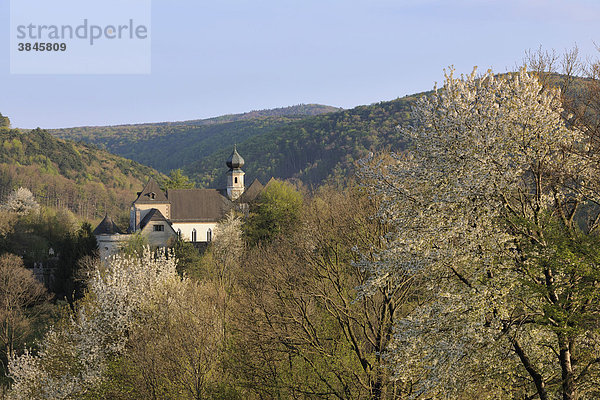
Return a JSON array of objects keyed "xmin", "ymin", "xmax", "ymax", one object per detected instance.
[
  {"xmin": 192, "ymin": 229, "xmax": 197, "ymax": 242},
  {"xmin": 234, "ymin": 177, "xmax": 238, "ymax": 184},
  {"xmin": 207, "ymin": 228, "xmax": 212, "ymax": 242}
]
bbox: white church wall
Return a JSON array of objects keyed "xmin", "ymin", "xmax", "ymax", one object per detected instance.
[{"xmin": 171, "ymin": 222, "xmax": 216, "ymax": 243}]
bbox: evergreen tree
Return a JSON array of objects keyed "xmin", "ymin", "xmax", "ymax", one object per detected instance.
[{"xmin": 164, "ymin": 169, "xmax": 194, "ymax": 189}]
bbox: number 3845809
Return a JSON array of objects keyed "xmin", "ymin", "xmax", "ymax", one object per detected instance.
[{"xmin": 18, "ymin": 43, "xmax": 67, "ymax": 51}]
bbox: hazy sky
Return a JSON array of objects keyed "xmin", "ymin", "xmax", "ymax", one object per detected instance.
[{"xmin": 1, "ymin": 0, "xmax": 598, "ymax": 129}]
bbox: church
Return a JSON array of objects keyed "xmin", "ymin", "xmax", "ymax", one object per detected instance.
[{"xmin": 94, "ymin": 146, "xmax": 265, "ymax": 259}]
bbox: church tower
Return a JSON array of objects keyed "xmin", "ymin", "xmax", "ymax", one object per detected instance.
[{"xmin": 226, "ymin": 145, "xmax": 245, "ymax": 201}]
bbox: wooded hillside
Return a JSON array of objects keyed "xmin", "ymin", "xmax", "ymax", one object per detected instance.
[{"xmin": 0, "ymin": 127, "xmax": 164, "ymax": 221}]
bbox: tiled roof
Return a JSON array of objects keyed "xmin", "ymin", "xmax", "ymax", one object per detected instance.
[{"xmin": 167, "ymin": 189, "xmax": 233, "ymax": 222}]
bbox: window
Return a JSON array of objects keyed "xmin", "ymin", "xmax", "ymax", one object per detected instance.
[
  {"xmin": 154, "ymin": 224, "xmax": 164, "ymax": 232},
  {"xmin": 207, "ymin": 228, "xmax": 212, "ymax": 242},
  {"xmin": 149, "ymin": 192, "xmax": 156, "ymax": 199},
  {"xmin": 192, "ymin": 229, "xmax": 197, "ymax": 242},
  {"xmin": 234, "ymin": 177, "xmax": 238, "ymax": 184},
  {"xmin": 177, "ymin": 229, "xmax": 182, "ymax": 239}
]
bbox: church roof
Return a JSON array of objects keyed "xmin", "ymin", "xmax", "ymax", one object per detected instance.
[
  {"xmin": 139, "ymin": 208, "xmax": 170, "ymax": 230},
  {"xmin": 93, "ymin": 214, "xmax": 123, "ymax": 235},
  {"xmin": 167, "ymin": 189, "xmax": 233, "ymax": 222},
  {"xmin": 226, "ymin": 145, "xmax": 245, "ymax": 170},
  {"xmin": 236, "ymin": 178, "xmax": 264, "ymax": 203},
  {"xmin": 134, "ymin": 178, "xmax": 169, "ymax": 204}
]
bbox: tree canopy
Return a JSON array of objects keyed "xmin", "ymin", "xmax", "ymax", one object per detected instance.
[
  {"xmin": 360, "ymin": 67, "xmax": 600, "ymax": 399},
  {"xmin": 164, "ymin": 169, "xmax": 194, "ymax": 189},
  {"xmin": 243, "ymin": 179, "xmax": 303, "ymax": 245},
  {"xmin": 0, "ymin": 113, "xmax": 10, "ymax": 129}
]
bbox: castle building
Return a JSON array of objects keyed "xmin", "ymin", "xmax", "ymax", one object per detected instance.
[{"xmin": 94, "ymin": 147, "xmax": 265, "ymax": 259}]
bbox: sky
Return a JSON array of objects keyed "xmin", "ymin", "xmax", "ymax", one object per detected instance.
[{"xmin": 0, "ymin": 0, "xmax": 599, "ymax": 129}]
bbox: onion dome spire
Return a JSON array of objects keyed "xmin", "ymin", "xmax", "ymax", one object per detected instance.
[{"xmin": 226, "ymin": 144, "xmax": 245, "ymax": 170}]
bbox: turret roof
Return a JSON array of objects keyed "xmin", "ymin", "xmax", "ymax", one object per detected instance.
[
  {"xmin": 93, "ymin": 214, "xmax": 123, "ymax": 235},
  {"xmin": 226, "ymin": 145, "xmax": 245, "ymax": 170}
]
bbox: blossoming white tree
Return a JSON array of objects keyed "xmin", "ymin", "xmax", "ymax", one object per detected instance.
[
  {"xmin": 360, "ymin": 68, "xmax": 600, "ymax": 399},
  {"xmin": 7, "ymin": 249, "xmax": 181, "ymax": 399},
  {"xmin": 3, "ymin": 188, "xmax": 39, "ymax": 215}
]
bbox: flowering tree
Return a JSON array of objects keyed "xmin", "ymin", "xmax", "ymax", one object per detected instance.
[
  {"xmin": 360, "ymin": 68, "xmax": 600, "ymax": 399},
  {"xmin": 7, "ymin": 249, "xmax": 181, "ymax": 399},
  {"xmin": 2, "ymin": 188, "xmax": 39, "ymax": 215}
]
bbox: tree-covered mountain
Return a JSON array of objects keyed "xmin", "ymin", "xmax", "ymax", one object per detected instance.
[
  {"xmin": 188, "ymin": 95, "xmax": 422, "ymax": 188},
  {"xmin": 56, "ymin": 117, "xmax": 313, "ymax": 173},
  {"xmin": 51, "ymin": 104, "xmax": 341, "ymax": 174},
  {"xmin": 50, "ymin": 99, "xmax": 420, "ymax": 188},
  {"xmin": 0, "ymin": 127, "xmax": 164, "ymax": 221}
]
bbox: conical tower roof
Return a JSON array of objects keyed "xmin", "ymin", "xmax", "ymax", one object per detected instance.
[
  {"xmin": 226, "ymin": 145, "xmax": 245, "ymax": 170},
  {"xmin": 93, "ymin": 214, "xmax": 123, "ymax": 235}
]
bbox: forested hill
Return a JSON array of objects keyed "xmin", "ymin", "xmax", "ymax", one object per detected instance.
[
  {"xmin": 0, "ymin": 127, "xmax": 164, "ymax": 221},
  {"xmin": 49, "ymin": 98, "xmax": 421, "ymax": 188},
  {"xmin": 50, "ymin": 104, "xmax": 342, "ymax": 174},
  {"xmin": 189, "ymin": 95, "xmax": 421, "ymax": 188}
]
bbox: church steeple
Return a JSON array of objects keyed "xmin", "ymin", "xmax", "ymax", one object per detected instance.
[{"xmin": 226, "ymin": 145, "xmax": 245, "ymax": 201}]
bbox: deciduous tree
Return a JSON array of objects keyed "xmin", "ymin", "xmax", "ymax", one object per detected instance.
[
  {"xmin": 361, "ymin": 67, "xmax": 600, "ymax": 399},
  {"xmin": 0, "ymin": 254, "xmax": 47, "ymax": 378},
  {"xmin": 237, "ymin": 185, "xmax": 414, "ymax": 399},
  {"xmin": 243, "ymin": 179, "xmax": 303, "ymax": 246}
]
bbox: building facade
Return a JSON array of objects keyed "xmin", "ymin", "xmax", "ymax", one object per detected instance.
[{"xmin": 94, "ymin": 147, "xmax": 264, "ymax": 259}]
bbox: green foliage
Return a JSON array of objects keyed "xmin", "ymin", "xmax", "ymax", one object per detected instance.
[
  {"xmin": 0, "ymin": 127, "xmax": 165, "ymax": 220},
  {"xmin": 0, "ymin": 112, "xmax": 9, "ymax": 129},
  {"xmin": 0, "ymin": 207, "xmax": 77, "ymax": 266},
  {"xmin": 187, "ymin": 97, "xmax": 417, "ymax": 188},
  {"xmin": 172, "ymin": 238, "xmax": 204, "ymax": 278},
  {"xmin": 243, "ymin": 180, "xmax": 303, "ymax": 246},
  {"xmin": 1, "ymin": 211, "xmax": 100, "ymax": 304},
  {"xmin": 164, "ymin": 169, "xmax": 194, "ymax": 189},
  {"xmin": 0, "ymin": 211, "xmax": 98, "ymax": 304},
  {"xmin": 54, "ymin": 222, "xmax": 98, "ymax": 304},
  {"xmin": 119, "ymin": 232, "xmax": 149, "ymax": 258},
  {"xmin": 517, "ymin": 214, "xmax": 600, "ymax": 337},
  {"xmin": 49, "ymin": 99, "xmax": 419, "ymax": 189},
  {"xmin": 50, "ymin": 105, "xmax": 340, "ymax": 174}
]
